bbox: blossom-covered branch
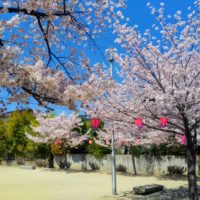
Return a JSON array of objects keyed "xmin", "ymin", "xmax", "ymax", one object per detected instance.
[{"xmin": 26, "ymin": 112, "xmax": 88, "ymax": 147}]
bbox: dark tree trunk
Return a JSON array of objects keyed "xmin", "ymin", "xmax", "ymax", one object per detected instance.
[
  {"xmin": 131, "ymin": 154, "xmax": 137, "ymax": 175},
  {"xmin": 48, "ymin": 152, "xmax": 54, "ymax": 168},
  {"xmin": 184, "ymin": 116, "xmax": 198, "ymax": 200},
  {"xmin": 186, "ymin": 142, "xmax": 198, "ymax": 200},
  {"xmin": 63, "ymin": 147, "xmax": 68, "ymax": 169}
]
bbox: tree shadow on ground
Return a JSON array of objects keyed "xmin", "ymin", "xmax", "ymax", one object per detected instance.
[
  {"xmin": 41, "ymin": 168, "xmax": 101, "ymax": 174},
  {"xmin": 117, "ymin": 187, "xmax": 200, "ymax": 200},
  {"xmin": 157, "ymin": 174, "xmax": 200, "ymax": 181}
]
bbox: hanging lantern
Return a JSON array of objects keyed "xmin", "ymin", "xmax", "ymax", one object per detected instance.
[
  {"xmin": 134, "ymin": 118, "xmax": 143, "ymax": 128},
  {"xmin": 91, "ymin": 118, "xmax": 101, "ymax": 129},
  {"xmin": 180, "ymin": 135, "xmax": 186, "ymax": 145},
  {"xmin": 160, "ymin": 117, "xmax": 168, "ymax": 128},
  {"xmin": 88, "ymin": 139, "xmax": 93, "ymax": 145},
  {"xmin": 54, "ymin": 139, "xmax": 62, "ymax": 145},
  {"xmin": 135, "ymin": 139, "xmax": 141, "ymax": 145}
]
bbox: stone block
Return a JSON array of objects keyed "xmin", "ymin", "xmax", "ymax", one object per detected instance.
[{"xmin": 133, "ymin": 184, "xmax": 164, "ymax": 195}]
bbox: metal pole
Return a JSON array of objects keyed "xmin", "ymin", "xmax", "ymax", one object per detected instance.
[
  {"xmin": 110, "ymin": 59, "xmax": 116, "ymax": 195},
  {"xmin": 110, "ymin": 60, "xmax": 113, "ymax": 77},
  {"xmin": 111, "ymin": 130, "xmax": 117, "ymax": 195}
]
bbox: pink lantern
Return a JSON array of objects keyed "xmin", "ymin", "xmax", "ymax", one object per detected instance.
[
  {"xmin": 91, "ymin": 118, "xmax": 101, "ymax": 129},
  {"xmin": 134, "ymin": 118, "xmax": 143, "ymax": 128},
  {"xmin": 88, "ymin": 139, "xmax": 93, "ymax": 145},
  {"xmin": 135, "ymin": 139, "xmax": 141, "ymax": 145},
  {"xmin": 180, "ymin": 135, "xmax": 186, "ymax": 145},
  {"xmin": 160, "ymin": 117, "xmax": 168, "ymax": 128},
  {"xmin": 54, "ymin": 139, "xmax": 62, "ymax": 145}
]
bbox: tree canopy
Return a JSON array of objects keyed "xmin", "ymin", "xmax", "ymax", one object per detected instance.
[
  {"xmin": 0, "ymin": 110, "xmax": 43, "ymax": 160},
  {"xmin": 83, "ymin": 2, "xmax": 200, "ymax": 199},
  {"xmin": 0, "ymin": 0, "xmax": 125, "ymax": 110}
]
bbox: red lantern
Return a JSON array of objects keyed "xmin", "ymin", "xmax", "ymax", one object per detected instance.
[
  {"xmin": 134, "ymin": 118, "xmax": 143, "ymax": 128},
  {"xmin": 88, "ymin": 139, "xmax": 93, "ymax": 145},
  {"xmin": 160, "ymin": 117, "xmax": 168, "ymax": 128},
  {"xmin": 91, "ymin": 118, "xmax": 101, "ymax": 129}
]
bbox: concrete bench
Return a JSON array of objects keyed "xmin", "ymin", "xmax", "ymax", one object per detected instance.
[
  {"xmin": 20, "ymin": 165, "xmax": 36, "ymax": 170},
  {"xmin": 133, "ymin": 184, "xmax": 164, "ymax": 195}
]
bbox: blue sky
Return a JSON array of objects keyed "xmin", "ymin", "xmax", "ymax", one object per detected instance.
[
  {"xmin": 3, "ymin": 0, "xmax": 196, "ymax": 115},
  {"xmin": 126, "ymin": 0, "xmax": 194, "ymax": 29},
  {"xmin": 89, "ymin": 0, "xmax": 195, "ymax": 64}
]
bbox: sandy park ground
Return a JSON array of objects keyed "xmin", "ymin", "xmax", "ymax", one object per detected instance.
[{"xmin": 0, "ymin": 166, "xmax": 189, "ymax": 200}]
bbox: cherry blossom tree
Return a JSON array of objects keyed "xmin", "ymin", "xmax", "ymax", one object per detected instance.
[
  {"xmin": 26, "ymin": 112, "xmax": 89, "ymax": 168},
  {"xmin": 0, "ymin": 0, "xmax": 126, "ymax": 110},
  {"xmin": 26, "ymin": 112, "xmax": 88, "ymax": 147},
  {"xmin": 84, "ymin": 1, "xmax": 200, "ymax": 199}
]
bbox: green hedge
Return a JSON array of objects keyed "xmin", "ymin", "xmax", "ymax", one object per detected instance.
[
  {"xmin": 69, "ymin": 142, "xmax": 111, "ymax": 158},
  {"xmin": 129, "ymin": 144, "xmax": 200, "ymax": 157},
  {"xmin": 87, "ymin": 143, "xmax": 111, "ymax": 158}
]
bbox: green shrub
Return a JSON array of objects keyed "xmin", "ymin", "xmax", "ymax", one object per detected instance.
[
  {"xmin": 129, "ymin": 145, "xmax": 143, "ymax": 157},
  {"xmin": 89, "ymin": 162, "xmax": 100, "ymax": 170},
  {"xmin": 35, "ymin": 144, "xmax": 51, "ymax": 159},
  {"xmin": 87, "ymin": 143, "xmax": 111, "ymax": 158},
  {"xmin": 167, "ymin": 165, "xmax": 186, "ymax": 175},
  {"xmin": 168, "ymin": 145, "xmax": 186, "ymax": 156},
  {"xmin": 196, "ymin": 146, "xmax": 200, "ymax": 155},
  {"xmin": 116, "ymin": 164, "xmax": 127, "ymax": 173},
  {"xmin": 69, "ymin": 143, "xmax": 88, "ymax": 154},
  {"xmin": 129, "ymin": 144, "xmax": 188, "ymax": 157}
]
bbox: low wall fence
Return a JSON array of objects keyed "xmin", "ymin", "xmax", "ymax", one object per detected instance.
[
  {"xmin": 1, "ymin": 154, "xmax": 200, "ymax": 175},
  {"xmin": 53, "ymin": 154, "xmax": 200, "ymax": 175}
]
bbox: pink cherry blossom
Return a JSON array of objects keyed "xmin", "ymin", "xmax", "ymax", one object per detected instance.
[
  {"xmin": 0, "ymin": 0, "xmax": 126, "ymax": 110},
  {"xmin": 26, "ymin": 112, "xmax": 88, "ymax": 147}
]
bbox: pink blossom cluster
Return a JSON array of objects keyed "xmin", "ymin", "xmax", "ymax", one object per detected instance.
[
  {"xmin": 0, "ymin": 0, "xmax": 126, "ymax": 109},
  {"xmin": 26, "ymin": 112, "xmax": 88, "ymax": 147}
]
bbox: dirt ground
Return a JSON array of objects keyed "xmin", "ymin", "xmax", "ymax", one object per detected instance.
[{"xmin": 0, "ymin": 166, "xmax": 188, "ymax": 200}]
